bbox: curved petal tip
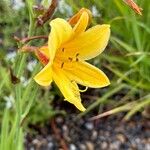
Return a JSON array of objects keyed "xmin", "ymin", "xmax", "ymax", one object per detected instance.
[{"xmin": 75, "ymin": 101, "xmax": 86, "ymax": 112}]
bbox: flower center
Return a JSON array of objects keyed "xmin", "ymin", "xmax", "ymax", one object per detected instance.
[{"xmin": 55, "ymin": 48, "xmax": 80, "ymax": 69}]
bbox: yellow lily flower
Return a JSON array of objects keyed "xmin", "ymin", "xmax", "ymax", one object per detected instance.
[{"xmin": 34, "ymin": 8, "xmax": 110, "ymax": 111}]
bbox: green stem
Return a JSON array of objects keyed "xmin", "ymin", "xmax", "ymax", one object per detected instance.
[
  {"xmin": 124, "ymin": 98, "xmax": 150, "ymax": 120},
  {"xmin": 11, "ymin": 0, "xmax": 36, "ymax": 148},
  {"xmin": 15, "ymin": 85, "xmax": 22, "ymax": 147},
  {"xmin": 77, "ymin": 84, "xmax": 126, "ymax": 119}
]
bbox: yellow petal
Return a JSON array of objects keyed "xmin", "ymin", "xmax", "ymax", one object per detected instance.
[
  {"xmin": 64, "ymin": 25, "xmax": 110, "ymax": 60},
  {"xmin": 52, "ymin": 67, "xmax": 86, "ymax": 111},
  {"xmin": 35, "ymin": 46, "xmax": 49, "ymax": 65},
  {"xmin": 48, "ymin": 18, "xmax": 73, "ymax": 62},
  {"xmin": 69, "ymin": 8, "xmax": 92, "ymax": 26},
  {"xmin": 39, "ymin": 46, "xmax": 49, "ymax": 58},
  {"xmin": 73, "ymin": 11, "xmax": 89, "ymax": 36},
  {"xmin": 63, "ymin": 61, "xmax": 110, "ymax": 88},
  {"xmin": 34, "ymin": 63, "xmax": 53, "ymax": 86}
]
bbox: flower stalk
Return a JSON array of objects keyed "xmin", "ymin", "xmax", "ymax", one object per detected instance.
[{"xmin": 123, "ymin": 0, "xmax": 143, "ymax": 15}]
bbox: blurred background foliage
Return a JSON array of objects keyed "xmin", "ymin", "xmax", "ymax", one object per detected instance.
[{"xmin": 0, "ymin": 0, "xmax": 150, "ymax": 131}]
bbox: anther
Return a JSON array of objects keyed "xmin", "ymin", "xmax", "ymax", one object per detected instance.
[
  {"xmin": 68, "ymin": 57, "xmax": 73, "ymax": 62},
  {"xmin": 62, "ymin": 48, "xmax": 65, "ymax": 52},
  {"xmin": 76, "ymin": 53, "xmax": 79, "ymax": 57},
  {"xmin": 76, "ymin": 58, "xmax": 79, "ymax": 62},
  {"xmin": 61, "ymin": 62, "xmax": 64, "ymax": 68}
]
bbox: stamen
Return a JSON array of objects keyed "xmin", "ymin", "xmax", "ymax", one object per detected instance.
[
  {"xmin": 76, "ymin": 58, "xmax": 79, "ymax": 62},
  {"xmin": 79, "ymin": 86, "xmax": 88, "ymax": 92},
  {"xmin": 76, "ymin": 53, "xmax": 79, "ymax": 57},
  {"xmin": 62, "ymin": 48, "xmax": 65, "ymax": 52},
  {"xmin": 61, "ymin": 62, "xmax": 64, "ymax": 68},
  {"xmin": 68, "ymin": 57, "xmax": 73, "ymax": 62},
  {"xmin": 75, "ymin": 53, "xmax": 80, "ymax": 62},
  {"xmin": 71, "ymin": 81, "xmax": 80, "ymax": 97}
]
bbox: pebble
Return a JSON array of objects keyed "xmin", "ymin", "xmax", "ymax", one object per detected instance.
[
  {"xmin": 32, "ymin": 139, "xmax": 39, "ymax": 145},
  {"xmin": 79, "ymin": 144, "xmax": 86, "ymax": 150},
  {"xmin": 56, "ymin": 116, "xmax": 64, "ymax": 124},
  {"xmin": 47, "ymin": 142, "xmax": 53, "ymax": 149},
  {"xmin": 105, "ymin": 131, "xmax": 110, "ymax": 137},
  {"xmin": 134, "ymin": 138, "xmax": 141, "ymax": 144},
  {"xmin": 91, "ymin": 130, "xmax": 98, "ymax": 140},
  {"xmin": 109, "ymin": 141, "xmax": 120, "ymax": 149},
  {"xmin": 101, "ymin": 141, "xmax": 108, "ymax": 149},
  {"xmin": 70, "ymin": 144, "xmax": 77, "ymax": 150},
  {"xmin": 86, "ymin": 141, "xmax": 94, "ymax": 150},
  {"xmin": 145, "ymin": 144, "xmax": 150, "ymax": 150},
  {"xmin": 85, "ymin": 122, "xmax": 94, "ymax": 130},
  {"xmin": 116, "ymin": 134, "xmax": 126, "ymax": 143},
  {"xmin": 62, "ymin": 125, "xmax": 68, "ymax": 132}
]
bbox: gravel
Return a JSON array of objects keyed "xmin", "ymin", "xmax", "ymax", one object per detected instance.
[{"xmin": 25, "ymin": 113, "xmax": 150, "ymax": 150}]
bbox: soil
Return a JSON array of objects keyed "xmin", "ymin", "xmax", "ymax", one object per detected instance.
[{"xmin": 25, "ymin": 113, "xmax": 150, "ymax": 150}]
